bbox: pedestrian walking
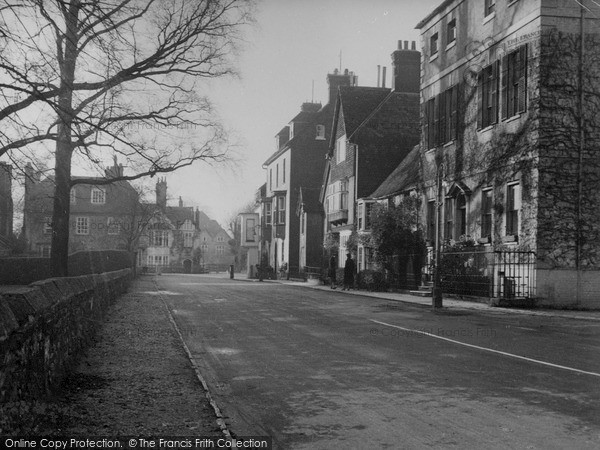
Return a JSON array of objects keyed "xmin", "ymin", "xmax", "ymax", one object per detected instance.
[
  {"xmin": 328, "ymin": 254, "xmax": 337, "ymax": 289},
  {"xmin": 342, "ymin": 253, "xmax": 355, "ymax": 291}
]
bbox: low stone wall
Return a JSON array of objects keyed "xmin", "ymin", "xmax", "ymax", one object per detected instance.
[
  {"xmin": 537, "ymin": 269, "xmax": 600, "ymax": 309},
  {"xmin": 0, "ymin": 269, "xmax": 132, "ymax": 406}
]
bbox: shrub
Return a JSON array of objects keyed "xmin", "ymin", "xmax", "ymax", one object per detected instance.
[{"xmin": 357, "ymin": 270, "xmax": 389, "ymax": 292}]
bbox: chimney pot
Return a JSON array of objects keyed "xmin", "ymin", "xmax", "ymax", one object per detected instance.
[
  {"xmin": 398, "ymin": 40, "xmax": 402, "ymax": 50},
  {"xmin": 377, "ymin": 65, "xmax": 381, "ymax": 87},
  {"xmin": 382, "ymin": 66, "xmax": 387, "ymax": 88},
  {"xmin": 404, "ymin": 40, "xmax": 409, "ymax": 49}
]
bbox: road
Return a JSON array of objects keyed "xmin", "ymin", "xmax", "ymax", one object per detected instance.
[{"xmin": 154, "ymin": 274, "xmax": 600, "ymax": 449}]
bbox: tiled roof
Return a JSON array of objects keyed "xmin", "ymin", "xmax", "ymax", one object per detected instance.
[
  {"xmin": 370, "ymin": 145, "xmax": 421, "ymax": 199},
  {"xmin": 338, "ymin": 86, "xmax": 391, "ymax": 138},
  {"xmin": 165, "ymin": 206, "xmax": 195, "ymax": 228}
]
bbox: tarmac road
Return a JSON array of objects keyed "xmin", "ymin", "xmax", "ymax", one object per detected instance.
[{"xmin": 156, "ymin": 273, "xmax": 600, "ymax": 449}]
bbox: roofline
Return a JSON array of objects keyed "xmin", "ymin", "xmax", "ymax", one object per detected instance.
[{"xmin": 416, "ymin": 0, "xmax": 457, "ymax": 29}]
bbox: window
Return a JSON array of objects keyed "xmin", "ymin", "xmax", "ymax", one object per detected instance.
[
  {"xmin": 276, "ymin": 195, "xmax": 286, "ymax": 224},
  {"xmin": 91, "ymin": 187, "xmax": 106, "ymax": 204},
  {"xmin": 336, "ymin": 138, "xmax": 346, "ymax": 164},
  {"xmin": 481, "ymin": 189, "xmax": 493, "ymax": 240},
  {"xmin": 276, "ymin": 164, "xmax": 279, "ymax": 187},
  {"xmin": 183, "ymin": 231, "xmax": 194, "ymax": 247},
  {"xmin": 456, "ymin": 194, "xmax": 467, "ymax": 237},
  {"xmin": 316, "ymin": 125, "xmax": 326, "ymax": 140},
  {"xmin": 44, "ymin": 216, "xmax": 52, "ymax": 234},
  {"xmin": 478, "ymin": 61, "xmax": 499, "ymax": 129},
  {"xmin": 201, "ymin": 244, "xmax": 208, "ymax": 252},
  {"xmin": 70, "ymin": 188, "xmax": 77, "ymax": 204},
  {"xmin": 444, "ymin": 198, "xmax": 454, "ymax": 240},
  {"xmin": 246, "ymin": 218, "xmax": 256, "ymax": 243},
  {"xmin": 217, "ymin": 236, "xmax": 225, "ymax": 242},
  {"xmin": 40, "ymin": 245, "xmax": 51, "ymax": 258},
  {"xmin": 485, "ymin": 0, "xmax": 496, "ymax": 16},
  {"xmin": 269, "ymin": 169, "xmax": 272, "ymax": 190},
  {"xmin": 107, "ymin": 217, "xmax": 120, "ymax": 235},
  {"xmin": 430, "ymin": 32, "xmax": 439, "ymax": 56},
  {"xmin": 447, "ymin": 19, "xmax": 456, "ymax": 45},
  {"xmin": 358, "ymin": 202, "xmax": 373, "ymax": 230},
  {"xmin": 502, "ymin": 45, "xmax": 528, "ymax": 119},
  {"xmin": 283, "ymin": 159, "xmax": 286, "ymax": 184},
  {"xmin": 216, "ymin": 245, "xmax": 225, "ymax": 255},
  {"xmin": 425, "ymin": 85, "xmax": 459, "ymax": 149},
  {"xmin": 76, "ymin": 217, "xmax": 89, "ymax": 235},
  {"xmin": 152, "ymin": 230, "xmax": 169, "ymax": 247},
  {"xmin": 264, "ymin": 201, "xmax": 272, "ymax": 226},
  {"xmin": 149, "ymin": 255, "xmax": 168, "ymax": 266},
  {"xmin": 427, "ymin": 200, "xmax": 436, "ymax": 241},
  {"xmin": 506, "ymin": 183, "xmax": 520, "ymax": 236}
]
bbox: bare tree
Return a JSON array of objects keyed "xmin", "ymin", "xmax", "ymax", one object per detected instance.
[{"xmin": 0, "ymin": 0, "xmax": 255, "ymax": 275}]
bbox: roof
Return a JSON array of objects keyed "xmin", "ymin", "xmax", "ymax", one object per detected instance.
[
  {"xmin": 336, "ymin": 86, "xmax": 391, "ymax": 140},
  {"xmin": 416, "ymin": 0, "xmax": 456, "ymax": 29},
  {"xmin": 370, "ymin": 145, "xmax": 422, "ymax": 199},
  {"xmin": 165, "ymin": 206, "xmax": 195, "ymax": 227},
  {"xmin": 263, "ymin": 103, "xmax": 333, "ymax": 167}
]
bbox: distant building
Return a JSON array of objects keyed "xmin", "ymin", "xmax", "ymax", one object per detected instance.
[
  {"xmin": 137, "ymin": 179, "xmax": 232, "ymax": 272},
  {"xmin": 0, "ymin": 162, "xmax": 13, "ymax": 255},
  {"xmin": 22, "ymin": 161, "xmax": 140, "ymax": 257}
]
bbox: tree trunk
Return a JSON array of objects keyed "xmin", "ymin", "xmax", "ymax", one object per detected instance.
[{"xmin": 50, "ymin": 1, "xmax": 80, "ymax": 277}]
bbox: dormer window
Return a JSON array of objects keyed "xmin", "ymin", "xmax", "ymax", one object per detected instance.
[{"xmin": 316, "ymin": 125, "xmax": 326, "ymax": 140}]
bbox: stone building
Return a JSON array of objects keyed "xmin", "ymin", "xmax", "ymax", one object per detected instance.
[
  {"xmin": 23, "ymin": 161, "xmax": 140, "ymax": 257},
  {"xmin": 138, "ymin": 179, "xmax": 232, "ymax": 272},
  {"xmin": 416, "ymin": 0, "xmax": 600, "ymax": 307}
]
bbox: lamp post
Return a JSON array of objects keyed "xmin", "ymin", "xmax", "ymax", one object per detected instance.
[{"xmin": 432, "ymin": 163, "xmax": 444, "ymax": 308}]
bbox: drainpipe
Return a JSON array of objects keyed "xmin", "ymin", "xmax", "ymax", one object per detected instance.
[{"xmin": 576, "ymin": 2, "xmax": 585, "ymax": 304}]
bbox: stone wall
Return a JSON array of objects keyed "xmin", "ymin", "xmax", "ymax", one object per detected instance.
[{"xmin": 0, "ymin": 269, "xmax": 132, "ymax": 406}]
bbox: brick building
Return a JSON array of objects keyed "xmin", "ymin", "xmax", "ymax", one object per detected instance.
[
  {"xmin": 321, "ymin": 41, "xmax": 421, "ymax": 270},
  {"xmin": 417, "ymin": 0, "xmax": 600, "ymax": 307},
  {"xmin": 261, "ymin": 69, "xmax": 356, "ymax": 275},
  {"xmin": 23, "ymin": 161, "xmax": 140, "ymax": 257}
]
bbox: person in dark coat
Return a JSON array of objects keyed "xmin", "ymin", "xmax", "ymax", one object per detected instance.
[
  {"xmin": 328, "ymin": 254, "xmax": 337, "ymax": 289},
  {"xmin": 342, "ymin": 253, "xmax": 355, "ymax": 291}
]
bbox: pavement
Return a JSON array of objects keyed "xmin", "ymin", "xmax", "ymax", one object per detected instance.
[{"xmin": 232, "ymin": 272, "xmax": 600, "ymax": 322}]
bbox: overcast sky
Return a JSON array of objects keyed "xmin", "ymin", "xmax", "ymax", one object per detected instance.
[{"xmin": 155, "ymin": 0, "xmax": 442, "ymax": 228}]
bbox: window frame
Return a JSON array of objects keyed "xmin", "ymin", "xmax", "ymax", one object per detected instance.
[
  {"xmin": 506, "ymin": 183, "xmax": 520, "ymax": 236},
  {"xmin": 91, "ymin": 187, "xmax": 106, "ymax": 204},
  {"xmin": 75, "ymin": 216, "xmax": 89, "ymax": 235},
  {"xmin": 481, "ymin": 189, "xmax": 493, "ymax": 240}
]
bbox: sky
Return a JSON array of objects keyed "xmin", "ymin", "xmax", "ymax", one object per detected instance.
[{"xmin": 134, "ymin": 0, "xmax": 442, "ymax": 228}]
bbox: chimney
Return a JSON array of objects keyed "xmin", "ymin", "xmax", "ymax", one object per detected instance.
[
  {"xmin": 156, "ymin": 177, "xmax": 167, "ymax": 210},
  {"xmin": 327, "ymin": 68, "xmax": 355, "ymax": 105},
  {"xmin": 382, "ymin": 66, "xmax": 387, "ymax": 88},
  {"xmin": 377, "ymin": 65, "xmax": 381, "ymax": 87},
  {"xmin": 301, "ymin": 102, "xmax": 322, "ymax": 113},
  {"xmin": 391, "ymin": 40, "xmax": 420, "ymax": 93},
  {"xmin": 0, "ymin": 162, "xmax": 13, "ymax": 238},
  {"xmin": 178, "ymin": 196, "xmax": 183, "ymax": 207}
]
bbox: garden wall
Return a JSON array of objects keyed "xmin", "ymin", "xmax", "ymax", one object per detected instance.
[{"xmin": 0, "ymin": 268, "xmax": 132, "ymax": 409}]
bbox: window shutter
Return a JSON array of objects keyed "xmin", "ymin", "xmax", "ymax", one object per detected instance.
[
  {"xmin": 517, "ymin": 44, "xmax": 528, "ymax": 113},
  {"xmin": 433, "ymin": 94, "xmax": 440, "ymax": 146},
  {"xmin": 491, "ymin": 60, "xmax": 499, "ymax": 124},
  {"xmin": 424, "ymin": 100, "xmax": 430, "ymax": 149},
  {"xmin": 477, "ymin": 70, "xmax": 483, "ymax": 129},
  {"xmin": 451, "ymin": 84, "xmax": 459, "ymax": 140},
  {"xmin": 501, "ymin": 54, "xmax": 509, "ymax": 120},
  {"xmin": 439, "ymin": 90, "xmax": 446, "ymax": 145}
]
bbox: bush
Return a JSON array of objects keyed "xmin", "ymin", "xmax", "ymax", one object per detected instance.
[{"xmin": 357, "ymin": 270, "xmax": 389, "ymax": 292}]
